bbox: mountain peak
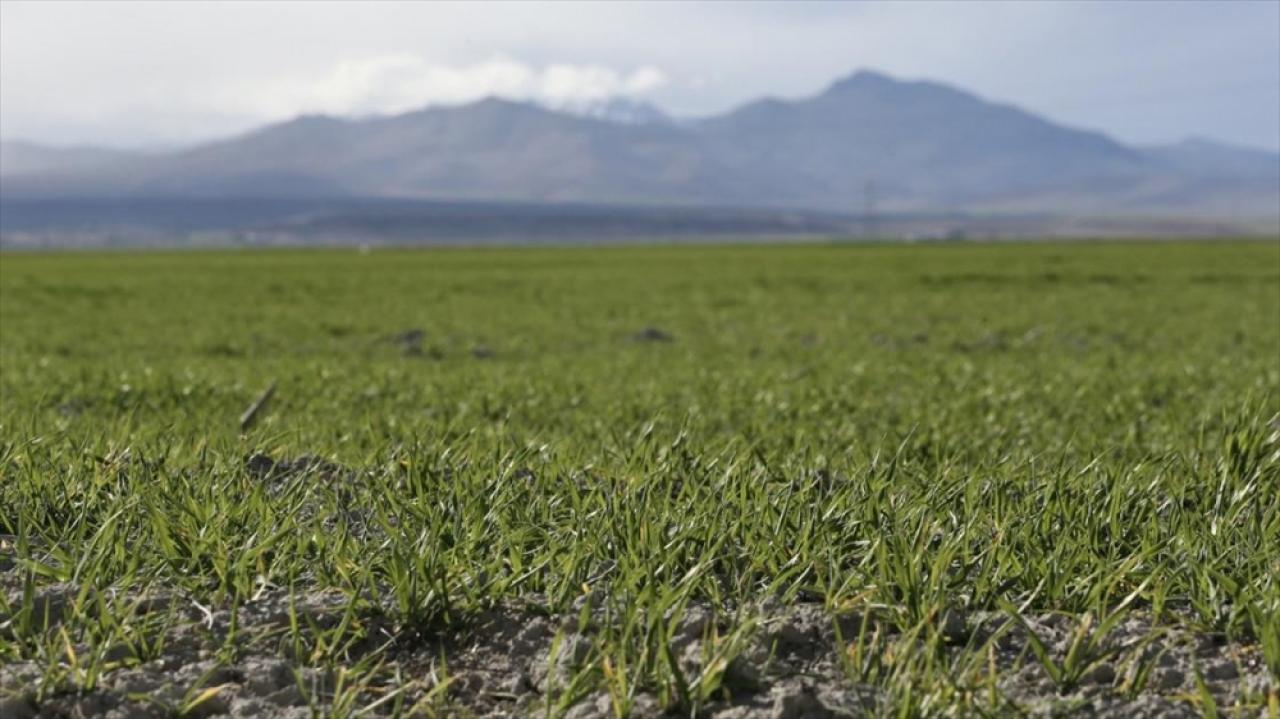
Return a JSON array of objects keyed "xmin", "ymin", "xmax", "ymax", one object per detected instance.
[
  {"xmin": 820, "ymin": 69, "xmax": 973, "ymax": 105},
  {"xmin": 468, "ymin": 96, "xmax": 525, "ymax": 109},
  {"xmin": 449, "ymin": 96, "xmax": 565, "ymax": 118},
  {"xmin": 822, "ymin": 69, "xmax": 908, "ymax": 94},
  {"xmin": 833, "ymin": 68, "xmax": 898, "ymax": 86}
]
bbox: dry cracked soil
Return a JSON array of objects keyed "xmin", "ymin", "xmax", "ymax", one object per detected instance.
[{"xmin": 1, "ymin": 578, "xmax": 1274, "ymax": 718}]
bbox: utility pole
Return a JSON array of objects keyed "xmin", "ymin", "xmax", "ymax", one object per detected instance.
[{"xmin": 862, "ymin": 179, "xmax": 878, "ymax": 238}]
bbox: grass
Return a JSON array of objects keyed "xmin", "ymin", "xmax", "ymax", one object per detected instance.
[{"xmin": 1, "ymin": 239, "xmax": 1278, "ymax": 715}]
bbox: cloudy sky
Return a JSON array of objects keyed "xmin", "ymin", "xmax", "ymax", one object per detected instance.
[{"xmin": 2, "ymin": 1, "xmax": 1278, "ymax": 151}]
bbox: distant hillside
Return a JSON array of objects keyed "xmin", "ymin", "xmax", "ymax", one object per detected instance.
[
  {"xmin": 693, "ymin": 71, "xmax": 1153, "ymax": 212},
  {"xmin": 0, "ymin": 141, "xmax": 143, "ymax": 176},
  {"xmin": 1143, "ymin": 137, "xmax": 1280, "ymax": 180},
  {"xmin": 2, "ymin": 70, "xmax": 1277, "ymax": 223}
]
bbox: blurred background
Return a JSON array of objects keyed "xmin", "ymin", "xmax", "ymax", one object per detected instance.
[{"xmin": 2, "ymin": 0, "xmax": 1277, "ymax": 247}]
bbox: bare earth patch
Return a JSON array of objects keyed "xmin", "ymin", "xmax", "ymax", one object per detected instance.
[{"xmin": 2, "ymin": 581, "xmax": 1272, "ymax": 718}]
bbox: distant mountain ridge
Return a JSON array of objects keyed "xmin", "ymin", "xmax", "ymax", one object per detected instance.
[
  {"xmin": 3, "ymin": 69, "xmax": 1277, "ymax": 221},
  {"xmin": 0, "ymin": 141, "xmax": 146, "ymax": 177}
]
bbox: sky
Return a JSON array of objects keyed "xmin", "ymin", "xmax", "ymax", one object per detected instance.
[{"xmin": 1, "ymin": 1, "xmax": 1278, "ymax": 152}]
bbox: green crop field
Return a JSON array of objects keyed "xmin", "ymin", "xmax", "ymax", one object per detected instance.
[{"xmin": 1, "ymin": 240, "xmax": 1278, "ymax": 718}]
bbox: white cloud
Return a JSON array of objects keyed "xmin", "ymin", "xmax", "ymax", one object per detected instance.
[{"xmin": 237, "ymin": 56, "xmax": 669, "ymax": 118}]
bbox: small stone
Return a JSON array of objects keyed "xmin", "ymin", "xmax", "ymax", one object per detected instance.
[
  {"xmin": 1155, "ymin": 669, "xmax": 1185, "ymax": 690},
  {"xmin": 1082, "ymin": 662, "xmax": 1116, "ymax": 685},
  {"xmin": 564, "ymin": 692, "xmax": 614, "ymax": 719},
  {"xmin": 770, "ymin": 618, "xmax": 813, "ymax": 649},
  {"xmin": 266, "ymin": 685, "xmax": 307, "ymax": 707},
  {"xmin": 0, "ymin": 696, "xmax": 37, "ymax": 719},
  {"xmin": 939, "ymin": 609, "xmax": 968, "ymax": 644},
  {"xmin": 242, "ymin": 657, "xmax": 295, "ymax": 695},
  {"xmin": 772, "ymin": 682, "xmax": 831, "ymax": 717}
]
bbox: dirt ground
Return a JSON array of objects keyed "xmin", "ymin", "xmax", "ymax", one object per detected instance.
[{"xmin": 2, "ymin": 580, "xmax": 1273, "ymax": 718}]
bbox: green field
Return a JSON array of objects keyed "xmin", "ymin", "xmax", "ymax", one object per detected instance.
[{"xmin": 2, "ymin": 240, "xmax": 1278, "ymax": 717}]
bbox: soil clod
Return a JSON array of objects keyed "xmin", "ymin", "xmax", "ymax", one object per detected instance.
[{"xmin": 631, "ymin": 327, "xmax": 674, "ymax": 343}]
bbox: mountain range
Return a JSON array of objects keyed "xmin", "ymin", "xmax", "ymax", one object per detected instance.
[{"xmin": 2, "ymin": 70, "xmax": 1277, "ymax": 224}]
